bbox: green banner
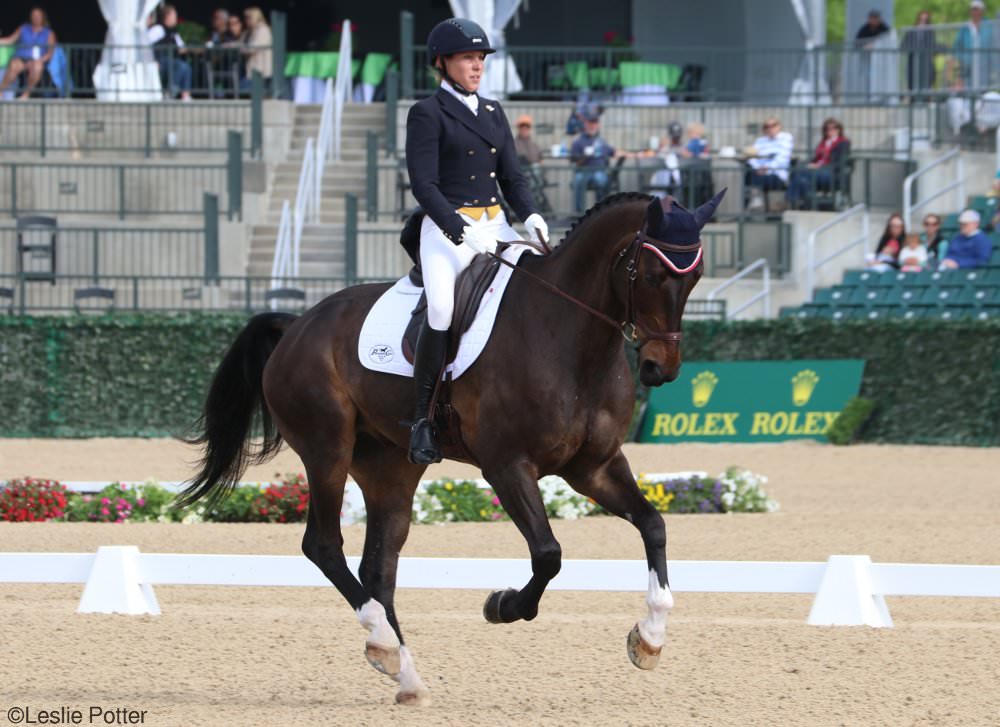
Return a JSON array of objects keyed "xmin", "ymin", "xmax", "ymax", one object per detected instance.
[{"xmin": 639, "ymin": 359, "xmax": 865, "ymax": 443}]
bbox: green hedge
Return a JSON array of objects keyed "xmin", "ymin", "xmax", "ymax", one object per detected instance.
[
  {"xmin": 1, "ymin": 315, "xmax": 998, "ymax": 444},
  {"xmin": 680, "ymin": 319, "xmax": 1000, "ymax": 446}
]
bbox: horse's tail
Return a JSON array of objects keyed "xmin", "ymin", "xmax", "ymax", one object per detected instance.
[{"xmin": 176, "ymin": 312, "xmax": 297, "ymax": 510}]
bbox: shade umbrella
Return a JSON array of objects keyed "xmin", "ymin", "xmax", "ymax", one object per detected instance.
[
  {"xmin": 93, "ymin": 0, "xmax": 163, "ymax": 101},
  {"xmin": 449, "ymin": 0, "xmax": 523, "ymax": 99}
]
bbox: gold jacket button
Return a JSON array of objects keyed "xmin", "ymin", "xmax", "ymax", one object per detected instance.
[
  {"xmin": 474, "ymin": 199, "xmax": 480, "ymax": 204},
  {"xmin": 467, "ymin": 150, "xmax": 475, "ymax": 155},
  {"xmin": 470, "ymin": 175, "xmax": 476, "ymax": 180},
  {"xmin": 490, "ymin": 147, "xmax": 497, "ymax": 154},
  {"xmin": 490, "ymin": 196, "xmax": 497, "ymax": 202},
  {"xmin": 489, "ymin": 172, "xmax": 496, "ymax": 178}
]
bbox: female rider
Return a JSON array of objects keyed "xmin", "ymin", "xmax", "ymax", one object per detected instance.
[{"xmin": 405, "ymin": 18, "xmax": 549, "ymax": 465}]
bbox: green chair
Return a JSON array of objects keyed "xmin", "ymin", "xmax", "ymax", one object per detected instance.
[
  {"xmin": 802, "ymin": 303, "xmax": 833, "ymax": 318},
  {"xmin": 856, "ymin": 286, "xmax": 893, "ymax": 304},
  {"xmin": 971, "ymin": 285, "xmax": 999, "ymax": 303},
  {"xmin": 812, "ymin": 288, "xmax": 836, "ymax": 304},
  {"xmin": 886, "ymin": 285, "xmax": 927, "ymax": 305},
  {"xmin": 974, "ymin": 303, "xmax": 1000, "ymax": 319},
  {"xmin": 925, "ymin": 285, "xmax": 965, "ymax": 304},
  {"xmin": 988, "ymin": 248, "xmax": 1000, "ymax": 268},
  {"xmin": 829, "ymin": 285, "xmax": 855, "ymax": 303},
  {"xmin": 780, "ymin": 306, "xmax": 809, "ymax": 319}
]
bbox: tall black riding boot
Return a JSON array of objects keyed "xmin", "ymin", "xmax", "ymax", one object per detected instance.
[{"xmin": 408, "ymin": 323, "xmax": 449, "ymax": 464}]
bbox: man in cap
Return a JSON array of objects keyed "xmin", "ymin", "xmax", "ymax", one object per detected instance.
[
  {"xmin": 953, "ymin": 1, "xmax": 994, "ymax": 90},
  {"xmin": 514, "ymin": 114, "xmax": 542, "ymax": 165},
  {"xmin": 940, "ymin": 209, "xmax": 993, "ymax": 269},
  {"xmin": 569, "ymin": 104, "xmax": 624, "ymax": 214},
  {"xmin": 855, "ymin": 8, "xmax": 890, "ymax": 47}
]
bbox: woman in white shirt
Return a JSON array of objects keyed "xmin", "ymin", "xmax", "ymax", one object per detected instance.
[{"xmin": 147, "ymin": 4, "xmax": 192, "ymax": 101}]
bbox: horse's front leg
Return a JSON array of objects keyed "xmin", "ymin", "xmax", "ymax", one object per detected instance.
[
  {"xmin": 481, "ymin": 459, "xmax": 562, "ymax": 624},
  {"xmin": 563, "ymin": 450, "xmax": 671, "ymax": 670}
]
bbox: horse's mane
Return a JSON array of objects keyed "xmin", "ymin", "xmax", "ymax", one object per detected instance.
[{"xmin": 555, "ymin": 192, "xmax": 652, "ymax": 253}]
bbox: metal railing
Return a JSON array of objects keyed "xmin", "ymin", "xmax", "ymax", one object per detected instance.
[
  {"xmin": 707, "ymin": 258, "xmax": 771, "ymax": 319},
  {"xmin": 0, "ymin": 42, "xmax": 280, "ymax": 99},
  {"xmin": 0, "ymin": 99, "xmax": 259, "ymax": 158},
  {"xmin": 902, "ymin": 147, "xmax": 965, "ymax": 230},
  {"xmin": 1, "ymin": 226, "xmax": 207, "ymax": 279},
  {"xmin": 0, "ymin": 158, "xmax": 240, "ymax": 220},
  {"xmin": 0, "ymin": 275, "xmax": 349, "ymax": 315},
  {"xmin": 805, "ymin": 203, "xmax": 870, "ymax": 298}
]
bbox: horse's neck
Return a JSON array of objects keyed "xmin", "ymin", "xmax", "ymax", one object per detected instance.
[{"xmin": 540, "ymin": 204, "xmax": 644, "ymax": 326}]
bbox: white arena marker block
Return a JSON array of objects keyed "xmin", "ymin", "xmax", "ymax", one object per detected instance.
[
  {"xmin": 807, "ymin": 555, "xmax": 892, "ymax": 628},
  {"xmin": 77, "ymin": 546, "xmax": 160, "ymax": 616}
]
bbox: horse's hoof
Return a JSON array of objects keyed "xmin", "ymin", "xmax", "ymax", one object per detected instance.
[
  {"xmin": 483, "ymin": 588, "xmax": 518, "ymax": 624},
  {"xmin": 365, "ymin": 642, "xmax": 401, "ymax": 677},
  {"xmin": 395, "ymin": 687, "xmax": 432, "ymax": 707},
  {"xmin": 627, "ymin": 623, "xmax": 662, "ymax": 670}
]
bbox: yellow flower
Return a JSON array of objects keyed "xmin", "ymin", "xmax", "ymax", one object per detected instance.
[{"xmin": 444, "ymin": 481, "xmax": 453, "ymax": 491}]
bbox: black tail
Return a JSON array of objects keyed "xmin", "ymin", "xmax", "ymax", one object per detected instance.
[{"xmin": 176, "ymin": 312, "xmax": 297, "ymax": 510}]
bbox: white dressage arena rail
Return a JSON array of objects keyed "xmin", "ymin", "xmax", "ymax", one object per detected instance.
[{"xmin": 2, "ymin": 547, "xmax": 998, "ymax": 628}]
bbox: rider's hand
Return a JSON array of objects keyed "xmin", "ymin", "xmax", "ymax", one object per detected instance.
[
  {"xmin": 461, "ymin": 225, "xmax": 498, "ymax": 255},
  {"xmin": 524, "ymin": 213, "xmax": 549, "ymax": 245}
]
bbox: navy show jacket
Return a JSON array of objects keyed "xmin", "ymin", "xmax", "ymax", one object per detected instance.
[{"xmin": 405, "ymin": 88, "xmax": 537, "ymax": 244}]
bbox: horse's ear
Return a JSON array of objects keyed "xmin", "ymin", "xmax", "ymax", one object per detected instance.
[
  {"xmin": 645, "ymin": 195, "xmax": 672, "ymax": 234},
  {"xmin": 693, "ymin": 188, "xmax": 727, "ymax": 229}
]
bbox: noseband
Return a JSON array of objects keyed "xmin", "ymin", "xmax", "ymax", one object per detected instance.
[{"xmin": 614, "ymin": 231, "xmax": 702, "ymax": 344}]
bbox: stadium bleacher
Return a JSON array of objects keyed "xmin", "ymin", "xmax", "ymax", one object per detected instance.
[{"xmin": 782, "ymin": 201, "xmax": 1000, "ymax": 323}]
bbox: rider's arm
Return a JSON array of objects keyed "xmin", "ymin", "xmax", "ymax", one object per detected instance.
[
  {"xmin": 495, "ymin": 102, "xmax": 538, "ymax": 223},
  {"xmin": 406, "ymin": 102, "xmax": 466, "ymax": 244}
]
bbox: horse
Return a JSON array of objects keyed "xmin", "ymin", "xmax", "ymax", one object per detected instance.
[{"xmin": 179, "ymin": 189, "xmax": 724, "ymax": 706}]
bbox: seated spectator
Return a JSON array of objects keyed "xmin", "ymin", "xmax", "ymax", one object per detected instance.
[
  {"xmin": 514, "ymin": 114, "xmax": 542, "ymax": 166},
  {"xmin": 207, "ymin": 8, "xmax": 230, "ymax": 46},
  {"xmin": 940, "ymin": 209, "xmax": 993, "ymax": 269},
  {"xmin": 0, "ymin": 6, "xmax": 56, "ymax": 100},
  {"xmin": 570, "ymin": 105, "xmax": 629, "ymax": 214},
  {"xmin": 921, "ymin": 214, "xmax": 948, "ymax": 263},
  {"xmin": 241, "ymin": 7, "xmax": 273, "ymax": 90},
  {"xmin": 648, "ymin": 121, "xmax": 711, "ymax": 203},
  {"xmin": 786, "ymin": 117, "xmax": 850, "ymax": 210},
  {"xmin": 899, "ymin": 234, "xmax": 929, "ymax": 272},
  {"xmin": 680, "ymin": 122, "xmax": 710, "ymax": 160},
  {"xmin": 744, "ymin": 117, "xmax": 793, "ymax": 211},
  {"xmin": 148, "ymin": 4, "xmax": 192, "ymax": 101},
  {"xmin": 866, "ymin": 213, "xmax": 906, "ymax": 271}
]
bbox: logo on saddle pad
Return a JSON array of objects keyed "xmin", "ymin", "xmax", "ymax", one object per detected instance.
[{"xmin": 368, "ymin": 345, "xmax": 394, "ymax": 364}]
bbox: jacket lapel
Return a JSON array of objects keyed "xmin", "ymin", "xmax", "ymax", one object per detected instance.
[{"xmin": 435, "ymin": 89, "xmax": 501, "ymax": 147}]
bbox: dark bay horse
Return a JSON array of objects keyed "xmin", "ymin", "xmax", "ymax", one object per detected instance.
[{"xmin": 180, "ymin": 190, "xmax": 724, "ymax": 705}]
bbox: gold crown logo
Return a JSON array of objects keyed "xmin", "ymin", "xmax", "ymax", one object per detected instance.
[
  {"xmin": 791, "ymin": 369, "xmax": 820, "ymax": 406},
  {"xmin": 691, "ymin": 370, "xmax": 718, "ymax": 408}
]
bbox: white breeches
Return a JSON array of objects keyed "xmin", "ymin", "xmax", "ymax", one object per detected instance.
[{"xmin": 419, "ymin": 210, "xmax": 521, "ymax": 331}]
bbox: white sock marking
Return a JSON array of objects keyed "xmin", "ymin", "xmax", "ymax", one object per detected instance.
[
  {"xmin": 356, "ymin": 599, "xmax": 400, "ymax": 649},
  {"xmin": 395, "ymin": 645, "xmax": 429, "ymax": 695},
  {"xmin": 637, "ymin": 569, "xmax": 674, "ymax": 649}
]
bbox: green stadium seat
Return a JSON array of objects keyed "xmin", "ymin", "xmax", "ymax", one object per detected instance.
[
  {"xmin": 925, "ymin": 285, "xmax": 965, "ymax": 304},
  {"xmin": 812, "ymin": 287, "xmax": 835, "ymax": 304},
  {"xmin": 935, "ymin": 306, "xmax": 972, "ymax": 321},
  {"xmin": 885, "ymin": 285, "xmax": 927, "ymax": 304},
  {"xmin": 972, "ymin": 285, "xmax": 1000, "ymax": 303},
  {"xmin": 844, "ymin": 269, "xmax": 887, "ymax": 286},
  {"xmin": 830, "ymin": 285, "xmax": 855, "ymax": 303},
  {"xmin": 854, "ymin": 285, "xmax": 893, "ymax": 304},
  {"xmin": 958, "ymin": 268, "xmax": 990, "ymax": 284},
  {"xmin": 895, "ymin": 306, "xmax": 931, "ymax": 320},
  {"xmin": 802, "ymin": 303, "xmax": 834, "ymax": 318},
  {"xmin": 896, "ymin": 271, "xmax": 926, "ymax": 285},
  {"xmin": 779, "ymin": 306, "xmax": 809, "ymax": 319},
  {"xmin": 973, "ymin": 303, "xmax": 1000, "ymax": 320},
  {"xmin": 969, "ymin": 195, "xmax": 998, "ymax": 226},
  {"xmin": 989, "ymin": 249, "xmax": 1000, "ymax": 268}
]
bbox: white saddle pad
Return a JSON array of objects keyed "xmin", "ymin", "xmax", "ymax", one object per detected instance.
[{"xmin": 358, "ymin": 245, "xmax": 532, "ymax": 379}]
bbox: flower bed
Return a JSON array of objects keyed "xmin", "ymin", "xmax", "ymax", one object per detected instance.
[{"xmin": 0, "ymin": 468, "xmax": 777, "ymax": 524}]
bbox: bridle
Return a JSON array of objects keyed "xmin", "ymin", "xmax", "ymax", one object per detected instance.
[{"xmin": 489, "ymin": 229, "xmax": 701, "ymax": 345}]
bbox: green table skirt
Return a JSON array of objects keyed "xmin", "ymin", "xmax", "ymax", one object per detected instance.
[{"xmin": 285, "ymin": 51, "xmax": 361, "ymax": 80}]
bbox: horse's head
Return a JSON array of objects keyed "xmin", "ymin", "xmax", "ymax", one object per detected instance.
[{"xmin": 621, "ymin": 189, "xmax": 726, "ymax": 387}]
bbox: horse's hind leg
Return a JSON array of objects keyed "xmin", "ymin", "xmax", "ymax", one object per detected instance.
[
  {"xmin": 563, "ymin": 450, "xmax": 671, "ymax": 671},
  {"xmin": 352, "ymin": 440, "xmax": 431, "ymax": 706},
  {"xmin": 481, "ymin": 459, "xmax": 562, "ymax": 624}
]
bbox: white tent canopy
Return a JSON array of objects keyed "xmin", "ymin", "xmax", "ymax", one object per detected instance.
[
  {"xmin": 789, "ymin": 0, "xmax": 832, "ymax": 103},
  {"xmin": 93, "ymin": 0, "xmax": 162, "ymax": 101},
  {"xmin": 449, "ymin": 0, "xmax": 523, "ymax": 99}
]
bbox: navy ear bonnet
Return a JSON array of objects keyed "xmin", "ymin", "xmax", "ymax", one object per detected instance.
[{"xmin": 641, "ymin": 188, "xmax": 727, "ymax": 272}]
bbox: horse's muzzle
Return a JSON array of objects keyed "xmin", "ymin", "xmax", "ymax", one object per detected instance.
[{"xmin": 639, "ymin": 359, "xmax": 679, "ymax": 387}]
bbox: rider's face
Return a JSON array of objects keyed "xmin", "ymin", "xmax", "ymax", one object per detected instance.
[{"xmin": 443, "ymin": 52, "xmax": 485, "ymax": 92}]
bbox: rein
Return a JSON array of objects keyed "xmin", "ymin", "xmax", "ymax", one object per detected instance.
[{"xmin": 489, "ymin": 232, "xmax": 699, "ymax": 344}]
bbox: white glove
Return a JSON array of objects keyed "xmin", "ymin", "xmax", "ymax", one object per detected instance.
[
  {"xmin": 461, "ymin": 225, "xmax": 498, "ymax": 255},
  {"xmin": 524, "ymin": 213, "xmax": 550, "ymax": 245}
]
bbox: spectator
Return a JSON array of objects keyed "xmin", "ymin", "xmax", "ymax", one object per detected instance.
[
  {"xmin": 148, "ymin": 4, "xmax": 192, "ymax": 101},
  {"xmin": 569, "ymin": 105, "xmax": 627, "ymax": 214},
  {"xmin": 786, "ymin": 117, "xmax": 850, "ymax": 210},
  {"xmin": 854, "ymin": 9, "xmax": 890, "ymax": 47},
  {"xmin": 0, "ymin": 6, "xmax": 56, "ymax": 100},
  {"xmin": 681, "ymin": 122, "xmax": 710, "ymax": 159},
  {"xmin": 207, "ymin": 9, "xmax": 230, "ymax": 45},
  {"xmin": 899, "ymin": 233, "xmax": 929, "ymax": 272},
  {"xmin": 242, "ymin": 7, "xmax": 273, "ymax": 90},
  {"xmin": 951, "ymin": 1, "xmax": 994, "ymax": 91},
  {"xmin": 514, "ymin": 114, "xmax": 542, "ymax": 165},
  {"xmin": 921, "ymin": 214, "xmax": 948, "ymax": 263},
  {"xmin": 940, "ymin": 209, "xmax": 992, "ymax": 269},
  {"xmin": 866, "ymin": 213, "xmax": 906, "ymax": 271},
  {"xmin": 745, "ymin": 116, "xmax": 793, "ymax": 211},
  {"xmin": 901, "ymin": 11, "xmax": 938, "ymax": 100}
]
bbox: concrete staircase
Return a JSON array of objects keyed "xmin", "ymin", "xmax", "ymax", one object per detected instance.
[{"xmin": 246, "ymin": 103, "xmax": 384, "ymax": 278}]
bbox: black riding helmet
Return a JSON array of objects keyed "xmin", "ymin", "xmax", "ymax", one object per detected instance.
[{"xmin": 427, "ymin": 18, "xmax": 495, "ymax": 95}]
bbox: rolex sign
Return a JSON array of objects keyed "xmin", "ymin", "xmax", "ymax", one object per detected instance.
[{"xmin": 638, "ymin": 360, "xmax": 865, "ymax": 443}]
